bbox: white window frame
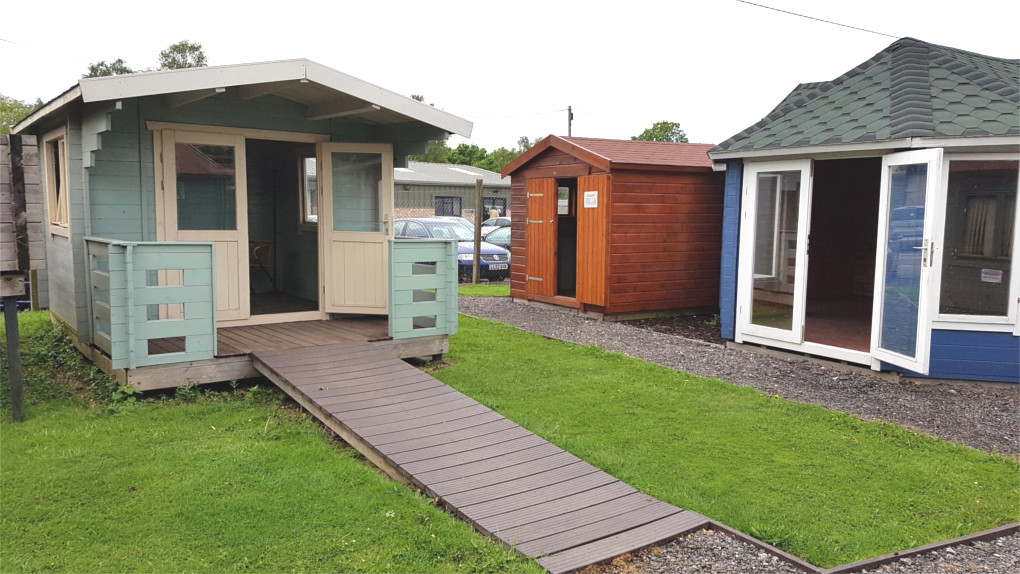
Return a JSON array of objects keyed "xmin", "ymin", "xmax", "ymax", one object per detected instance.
[
  {"xmin": 42, "ymin": 127, "xmax": 70, "ymax": 237},
  {"xmin": 930, "ymin": 153, "xmax": 1019, "ymax": 331},
  {"xmin": 752, "ymin": 173, "xmax": 781, "ymax": 280}
]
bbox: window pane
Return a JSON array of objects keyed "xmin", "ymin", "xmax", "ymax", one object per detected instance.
[
  {"xmin": 751, "ymin": 171, "xmax": 800, "ymax": 331},
  {"xmin": 939, "ymin": 160, "xmax": 1018, "ymax": 316},
  {"xmin": 332, "ymin": 152, "xmax": 381, "ymax": 232},
  {"xmin": 880, "ymin": 163, "xmax": 927, "ymax": 356},
  {"xmin": 302, "ymin": 157, "xmax": 318, "ymax": 223},
  {"xmin": 176, "ymin": 143, "xmax": 237, "ymax": 230}
]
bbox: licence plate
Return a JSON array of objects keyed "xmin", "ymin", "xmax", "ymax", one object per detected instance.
[{"xmin": 488, "ymin": 263, "xmax": 508, "ymax": 270}]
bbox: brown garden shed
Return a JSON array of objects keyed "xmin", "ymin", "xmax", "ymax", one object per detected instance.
[{"xmin": 501, "ymin": 135, "xmax": 725, "ymax": 318}]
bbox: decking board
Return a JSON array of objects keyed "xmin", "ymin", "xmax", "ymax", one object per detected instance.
[{"xmin": 251, "ymin": 342, "xmax": 709, "ymax": 574}]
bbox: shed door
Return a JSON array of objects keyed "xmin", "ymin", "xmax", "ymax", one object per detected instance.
[
  {"xmin": 870, "ymin": 149, "xmax": 942, "ymax": 374},
  {"xmin": 577, "ymin": 174, "xmax": 609, "ymax": 306},
  {"xmin": 318, "ymin": 142, "xmax": 393, "ymax": 314},
  {"xmin": 526, "ymin": 178, "xmax": 558, "ymax": 296},
  {"xmin": 161, "ymin": 131, "xmax": 249, "ymax": 323}
]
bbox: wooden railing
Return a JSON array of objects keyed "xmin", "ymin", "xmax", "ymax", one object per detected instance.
[
  {"xmin": 389, "ymin": 239, "xmax": 459, "ymax": 339},
  {"xmin": 85, "ymin": 238, "xmax": 217, "ymax": 369}
]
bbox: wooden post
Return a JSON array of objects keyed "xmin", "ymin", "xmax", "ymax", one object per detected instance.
[
  {"xmin": 472, "ymin": 179, "xmax": 482, "ymax": 284},
  {"xmin": 2, "ymin": 296, "xmax": 25, "ymax": 421}
]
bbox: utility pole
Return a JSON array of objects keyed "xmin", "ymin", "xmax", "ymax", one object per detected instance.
[{"xmin": 567, "ymin": 106, "xmax": 573, "ymax": 136}]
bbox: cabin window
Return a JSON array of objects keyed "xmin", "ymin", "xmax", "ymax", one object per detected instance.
[
  {"xmin": 938, "ymin": 160, "xmax": 1018, "ymax": 317},
  {"xmin": 300, "ymin": 155, "xmax": 318, "ymax": 225},
  {"xmin": 175, "ymin": 143, "xmax": 238, "ymax": 230},
  {"xmin": 43, "ymin": 129, "xmax": 70, "ymax": 235}
]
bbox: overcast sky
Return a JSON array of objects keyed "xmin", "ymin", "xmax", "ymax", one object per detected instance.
[{"xmin": 2, "ymin": 0, "xmax": 1017, "ymax": 151}]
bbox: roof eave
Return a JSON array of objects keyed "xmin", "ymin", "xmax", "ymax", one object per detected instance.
[
  {"xmin": 708, "ymin": 135, "xmax": 1020, "ymax": 162},
  {"xmin": 501, "ymin": 135, "xmax": 612, "ymax": 177},
  {"xmin": 11, "ymin": 85, "xmax": 82, "ymax": 134}
]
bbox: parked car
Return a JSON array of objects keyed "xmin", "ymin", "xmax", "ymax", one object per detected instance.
[
  {"xmin": 481, "ymin": 226, "xmax": 511, "ymax": 251},
  {"xmin": 395, "ymin": 217, "xmax": 511, "ymax": 280},
  {"xmin": 482, "ymin": 216, "xmax": 511, "ymax": 228}
]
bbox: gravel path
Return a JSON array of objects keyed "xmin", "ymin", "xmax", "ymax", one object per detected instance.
[
  {"xmin": 458, "ymin": 297, "xmax": 1019, "ymax": 574},
  {"xmin": 459, "ymin": 297, "xmax": 1019, "ymax": 456}
]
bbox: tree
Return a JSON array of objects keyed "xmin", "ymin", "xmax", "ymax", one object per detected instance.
[
  {"xmin": 408, "ymin": 140, "xmax": 451, "ymax": 163},
  {"xmin": 84, "ymin": 59, "xmax": 134, "ymax": 78},
  {"xmin": 158, "ymin": 40, "xmax": 208, "ymax": 70},
  {"xmin": 632, "ymin": 121, "xmax": 689, "ymax": 143},
  {"xmin": 447, "ymin": 143, "xmax": 487, "ymax": 166},
  {"xmin": 1, "ymin": 95, "xmax": 42, "ymax": 135},
  {"xmin": 475, "ymin": 147, "xmax": 521, "ymax": 173}
]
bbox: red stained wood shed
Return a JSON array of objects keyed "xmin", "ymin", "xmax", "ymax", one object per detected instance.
[{"xmin": 501, "ymin": 135, "xmax": 725, "ymax": 318}]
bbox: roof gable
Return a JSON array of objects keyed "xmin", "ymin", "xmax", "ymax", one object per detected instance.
[
  {"xmin": 502, "ymin": 135, "xmax": 715, "ymax": 177},
  {"xmin": 711, "ymin": 38, "xmax": 1019, "ymax": 156}
]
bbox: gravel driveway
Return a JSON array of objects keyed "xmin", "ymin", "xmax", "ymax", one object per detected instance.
[{"xmin": 457, "ymin": 296, "xmax": 1019, "ymax": 574}]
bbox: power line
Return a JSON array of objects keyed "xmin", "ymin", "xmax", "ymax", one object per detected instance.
[{"xmin": 735, "ymin": 1, "xmax": 900, "ymax": 39}]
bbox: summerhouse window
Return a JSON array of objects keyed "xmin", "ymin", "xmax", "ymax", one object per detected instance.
[
  {"xmin": 938, "ymin": 160, "xmax": 1018, "ymax": 317},
  {"xmin": 43, "ymin": 129, "xmax": 70, "ymax": 236}
]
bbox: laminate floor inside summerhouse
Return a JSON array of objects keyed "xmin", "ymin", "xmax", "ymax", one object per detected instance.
[
  {"xmin": 803, "ymin": 296, "xmax": 872, "ymax": 352},
  {"xmin": 147, "ymin": 317, "xmax": 391, "ymax": 357}
]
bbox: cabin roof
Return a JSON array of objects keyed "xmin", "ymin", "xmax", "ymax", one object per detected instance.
[
  {"xmin": 12, "ymin": 59, "xmax": 472, "ymax": 137},
  {"xmin": 502, "ymin": 135, "xmax": 715, "ymax": 177},
  {"xmin": 710, "ymin": 37, "xmax": 1019, "ymax": 158}
]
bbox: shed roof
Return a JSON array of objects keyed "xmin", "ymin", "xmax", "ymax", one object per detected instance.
[
  {"xmin": 502, "ymin": 135, "xmax": 715, "ymax": 177},
  {"xmin": 710, "ymin": 37, "xmax": 1019, "ymax": 159},
  {"xmin": 12, "ymin": 59, "xmax": 472, "ymax": 138},
  {"xmin": 394, "ymin": 161, "xmax": 509, "ymax": 187}
]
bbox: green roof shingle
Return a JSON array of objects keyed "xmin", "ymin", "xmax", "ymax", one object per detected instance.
[{"xmin": 711, "ymin": 38, "xmax": 1019, "ymax": 155}]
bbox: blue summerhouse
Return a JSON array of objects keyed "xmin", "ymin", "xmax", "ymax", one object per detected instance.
[{"xmin": 708, "ymin": 38, "xmax": 1019, "ymax": 383}]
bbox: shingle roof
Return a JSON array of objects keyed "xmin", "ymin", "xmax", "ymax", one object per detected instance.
[
  {"xmin": 560, "ymin": 137, "xmax": 716, "ymax": 168},
  {"xmin": 711, "ymin": 37, "xmax": 1019, "ymax": 155},
  {"xmin": 394, "ymin": 162, "xmax": 509, "ymax": 187}
]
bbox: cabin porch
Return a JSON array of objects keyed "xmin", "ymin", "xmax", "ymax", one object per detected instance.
[{"xmin": 82, "ymin": 237, "xmax": 458, "ymax": 391}]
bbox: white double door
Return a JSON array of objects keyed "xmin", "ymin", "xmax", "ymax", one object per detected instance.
[{"xmin": 736, "ymin": 150, "xmax": 943, "ymax": 374}]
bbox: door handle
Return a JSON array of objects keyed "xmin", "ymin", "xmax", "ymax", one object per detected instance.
[{"xmin": 912, "ymin": 239, "xmax": 931, "ymax": 267}]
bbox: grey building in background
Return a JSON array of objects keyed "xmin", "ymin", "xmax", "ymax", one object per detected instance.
[{"xmin": 394, "ymin": 161, "xmax": 510, "ymax": 222}]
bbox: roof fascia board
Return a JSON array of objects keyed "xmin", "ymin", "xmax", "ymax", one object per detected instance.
[
  {"xmin": 911, "ymin": 136, "xmax": 1020, "ymax": 150},
  {"xmin": 708, "ymin": 139, "xmax": 913, "ymax": 160},
  {"xmin": 11, "ymin": 86, "xmax": 82, "ymax": 134},
  {"xmin": 501, "ymin": 135, "xmax": 612, "ymax": 177},
  {"xmin": 500, "ymin": 136, "xmax": 557, "ymax": 176},
  {"xmin": 610, "ymin": 162, "xmax": 714, "ymax": 173},
  {"xmin": 303, "ymin": 61, "xmax": 472, "ymax": 137}
]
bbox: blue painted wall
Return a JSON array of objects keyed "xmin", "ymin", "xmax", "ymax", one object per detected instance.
[
  {"xmin": 719, "ymin": 160, "xmax": 743, "ymax": 340},
  {"xmin": 886, "ymin": 330, "xmax": 1020, "ymax": 383}
]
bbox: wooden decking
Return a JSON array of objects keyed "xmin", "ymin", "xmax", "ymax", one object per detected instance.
[
  {"xmin": 148, "ymin": 318, "xmax": 390, "ymax": 357},
  {"xmin": 251, "ymin": 342, "xmax": 708, "ymax": 574}
]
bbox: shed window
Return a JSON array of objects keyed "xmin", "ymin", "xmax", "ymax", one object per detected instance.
[
  {"xmin": 44, "ymin": 130, "xmax": 70, "ymax": 235},
  {"xmin": 300, "ymin": 156, "xmax": 318, "ymax": 225},
  {"xmin": 938, "ymin": 160, "xmax": 1018, "ymax": 317}
]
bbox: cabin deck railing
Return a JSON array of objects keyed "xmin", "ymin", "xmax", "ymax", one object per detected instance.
[
  {"xmin": 389, "ymin": 239, "xmax": 459, "ymax": 339},
  {"xmin": 85, "ymin": 237, "xmax": 217, "ymax": 369}
]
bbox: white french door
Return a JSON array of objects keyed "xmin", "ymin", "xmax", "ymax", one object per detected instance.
[
  {"xmin": 870, "ymin": 149, "xmax": 943, "ymax": 374},
  {"xmin": 160, "ymin": 130, "xmax": 249, "ymax": 323},
  {"xmin": 737, "ymin": 159, "xmax": 813, "ymax": 344},
  {"xmin": 318, "ymin": 142, "xmax": 393, "ymax": 314}
]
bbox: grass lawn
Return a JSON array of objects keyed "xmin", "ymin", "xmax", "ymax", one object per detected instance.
[
  {"xmin": 0, "ymin": 312, "xmax": 540, "ymax": 574},
  {"xmin": 458, "ymin": 284, "xmax": 510, "ymax": 297},
  {"xmin": 434, "ymin": 315, "xmax": 1020, "ymax": 568}
]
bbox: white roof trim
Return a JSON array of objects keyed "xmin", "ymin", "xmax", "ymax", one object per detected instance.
[
  {"xmin": 10, "ymin": 86, "xmax": 81, "ymax": 134},
  {"xmin": 18, "ymin": 59, "xmax": 472, "ymax": 137},
  {"xmin": 709, "ymin": 135, "xmax": 1019, "ymax": 161}
]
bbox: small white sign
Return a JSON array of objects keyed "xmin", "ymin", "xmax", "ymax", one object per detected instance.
[
  {"xmin": 583, "ymin": 191, "xmax": 598, "ymax": 208},
  {"xmin": 981, "ymin": 269, "xmax": 1003, "ymax": 283}
]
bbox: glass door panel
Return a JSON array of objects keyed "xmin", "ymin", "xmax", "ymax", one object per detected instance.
[
  {"xmin": 750, "ymin": 171, "xmax": 801, "ymax": 331},
  {"xmin": 331, "ymin": 152, "xmax": 382, "ymax": 232},
  {"xmin": 872, "ymin": 149, "xmax": 942, "ymax": 374}
]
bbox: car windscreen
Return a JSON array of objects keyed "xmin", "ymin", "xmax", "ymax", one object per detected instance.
[{"xmin": 426, "ymin": 222, "xmax": 474, "ymax": 241}]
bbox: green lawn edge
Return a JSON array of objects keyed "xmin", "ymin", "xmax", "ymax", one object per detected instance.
[
  {"xmin": 458, "ymin": 284, "xmax": 511, "ymax": 297},
  {"xmin": 433, "ymin": 314, "xmax": 1020, "ymax": 568}
]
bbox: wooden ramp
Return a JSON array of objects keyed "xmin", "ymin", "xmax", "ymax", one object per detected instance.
[{"xmin": 251, "ymin": 342, "xmax": 708, "ymax": 574}]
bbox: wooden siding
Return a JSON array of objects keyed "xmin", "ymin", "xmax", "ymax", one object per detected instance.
[
  {"xmin": 2, "ymin": 135, "xmax": 44, "ymax": 274},
  {"xmin": 576, "ymin": 174, "xmax": 609, "ymax": 306},
  {"xmin": 605, "ymin": 170, "xmax": 724, "ymax": 315},
  {"xmin": 888, "ymin": 330, "xmax": 1020, "ymax": 383},
  {"xmin": 720, "ymin": 161, "xmax": 743, "ymax": 340},
  {"xmin": 525, "ymin": 178, "xmax": 558, "ymax": 297}
]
